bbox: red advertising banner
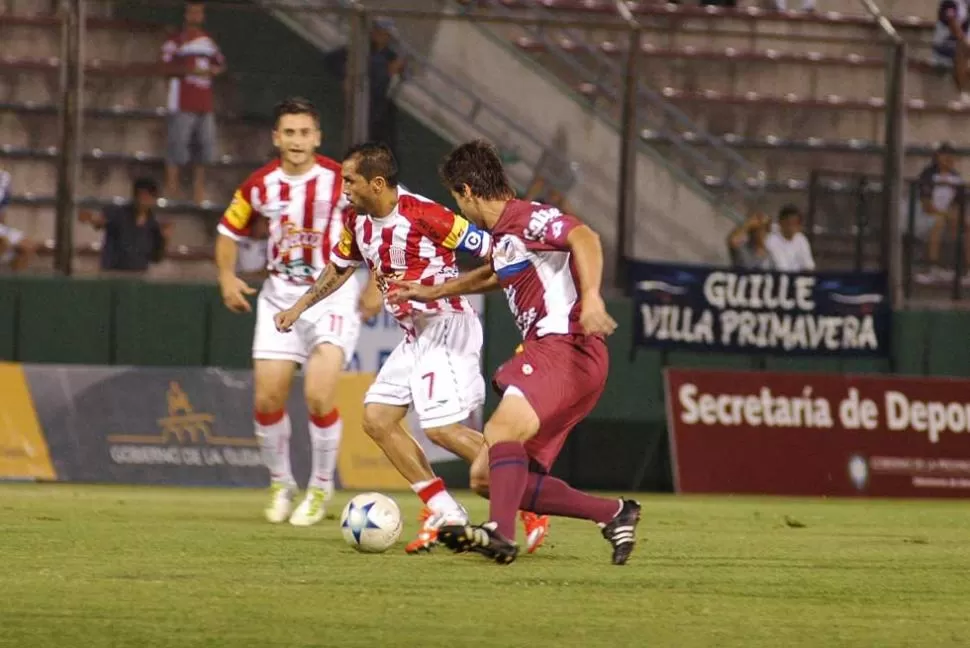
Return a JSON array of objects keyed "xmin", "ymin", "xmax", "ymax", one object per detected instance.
[{"xmin": 664, "ymin": 368, "xmax": 970, "ymax": 497}]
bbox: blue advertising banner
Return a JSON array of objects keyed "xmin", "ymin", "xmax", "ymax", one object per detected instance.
[{"xmin": 630, "ymin": 261, "xmax": 891, "ymax": 356}]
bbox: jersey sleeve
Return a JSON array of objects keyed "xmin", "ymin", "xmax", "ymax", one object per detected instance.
[
  {"xmin": 217, "ymin": 184, "xmax": 258, "ymax": 240},
  {"xmin": 412, "ymin": 202, "xmax": 491, "ymax": 259},
  {"xmin": 331, "ymin": 213, "xmax": 363, "ymax": 268},
  {"xmin": 522, "ymin": 206, "xmax": 583, "ymax": 250}
]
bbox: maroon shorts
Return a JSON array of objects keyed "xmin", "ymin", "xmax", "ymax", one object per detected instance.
[{"xmin": 492, "ymin": 334, "xmax": 609, "ymax": 471}]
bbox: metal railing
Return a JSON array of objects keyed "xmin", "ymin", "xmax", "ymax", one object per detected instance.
[
  {"xmin": 858, "ymin": 0, "xmax": 906, "ymax": 309},
  {"xmin": 458, "ymin": 0, "xmax": 767, "ymax": 210}
]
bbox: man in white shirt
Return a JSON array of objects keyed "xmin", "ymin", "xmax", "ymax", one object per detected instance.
[
  {"xmin": 766, "ymin": 204, "xmax": 815, "ymax": 272},
  {"xmin": 932, "ymin": 0, "xmax": 970, "ymax": 103}
]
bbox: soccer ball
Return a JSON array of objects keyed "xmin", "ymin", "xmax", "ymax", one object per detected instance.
[{"xmin": 339, "ymin": 492, "xmax": 403, "ymax": 553}]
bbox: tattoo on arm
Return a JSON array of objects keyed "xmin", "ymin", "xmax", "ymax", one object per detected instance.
[{"xmin": 303, "ymin": 264, "xmax": 353, "ymax": 309}]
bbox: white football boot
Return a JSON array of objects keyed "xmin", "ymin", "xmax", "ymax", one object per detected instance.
[
  {"xmin": 265, "ymin": 482, "xmax": 296, "ymax": 523},
  {"xmin": 289, "ymin": 485, "xmax": 333, "ymax": 527}
]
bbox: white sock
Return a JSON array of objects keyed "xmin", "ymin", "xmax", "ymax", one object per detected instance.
[
  {"xmin": 308, "ymin": 409, "xmax": 342, "ymax": 491},
  {"xmin": 255, "ymin": 410, "xmax": 295, "ymax": 488},
  {"xmin": 411, "ymin": 477, "xmax": 464, "ymax": 517}
]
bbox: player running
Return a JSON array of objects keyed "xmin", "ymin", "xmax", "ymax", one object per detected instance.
[
  {"xmin": 215, "ymin": 97, "xmax": 382, "ymax": 527},
  {"xmin": 274, "ymin": 142, "xmax": 550, "ymax": 553},
  {"xmin": 391, "ymin": 139, "xmax": 641, "ymax": 565}
]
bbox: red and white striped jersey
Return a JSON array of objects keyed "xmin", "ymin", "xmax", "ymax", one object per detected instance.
[
  {"xmin": 218, "ymin": 155, "xmax": 357, "ymax": 305},
  {"xmin": 331, "ymin": 189, "xmax": 479, "ymax": 334}
]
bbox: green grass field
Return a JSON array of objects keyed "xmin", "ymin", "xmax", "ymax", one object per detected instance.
[{"xmin": 2, "ymin": 484, "xmax": 969, "ymax": 647}]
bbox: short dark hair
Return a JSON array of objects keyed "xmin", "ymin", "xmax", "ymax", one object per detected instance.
[
  {"xmin": 133, "ymin": 177, "xmax": 158, "ymax": 196},
  {"xmin": 778, "ymin": 204, "xmax": 801, "ymax": 220},
  {"xmin": 344, "ymin": 141, "xmax": 399, "ymax": 187},
  {"xmin": 439, "ymin": 139, "xmax": 513, "ymax": 201},
  {"xmin": 273, "ymin": 96, "xmax": 320, "ymax": 129}
]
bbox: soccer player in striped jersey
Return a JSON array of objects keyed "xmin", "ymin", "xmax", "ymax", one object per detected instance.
[
  {"xmin": 275, "ymin": 142, "xmax": 550, "ymax": 553},
  {"xmin": 215, "ymin": 97, "xmax": 382, "ymax": 527}
]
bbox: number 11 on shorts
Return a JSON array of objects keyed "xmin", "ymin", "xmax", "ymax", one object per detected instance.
[{"xmin": 421, "ymin": 372, "xmax": 435, "ymax": 399}]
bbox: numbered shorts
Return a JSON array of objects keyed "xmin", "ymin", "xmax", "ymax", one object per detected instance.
[
  {"xmin": 252, "ymin": 291, "xmax": 360, "ymax": 365},
  {"xmin": 492, "ymin": 334, "xmax": 609, "ymax": 471},
  {"xmin": 364, "ymin": 312, "xmax": 486, "ymax": 429}
]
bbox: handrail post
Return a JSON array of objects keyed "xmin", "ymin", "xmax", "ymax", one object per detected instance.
[{"xmin": 54, "ymin": 0, "xmax": 84, "ymax": 276}]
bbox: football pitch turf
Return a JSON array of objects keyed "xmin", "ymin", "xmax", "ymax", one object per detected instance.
[{"xmin": 2, "ymin": 484, "xmax": 969, "ymax": 647}]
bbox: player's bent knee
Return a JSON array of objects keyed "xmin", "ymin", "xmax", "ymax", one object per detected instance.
[
  {"xmin": 469, "ymin": 463, "xmax": 490, "ymax": 498},
  {"xmin": 253, "ymin": 389, "xmax": 287, "ymax": 414},
  {"xmin": 423, "ymin": 425, "xmax": 455, "ymax": 448},
  {"xmin": 304, "ymin": 394, "xmax": 335, "ymax": 417},
  {"xmin": 483, "ymin": 420, "xmax": 531, "ymax": 445},
  {"xmin": 362, "ymin": 406, "xmax": 394, "ymax": 441}
]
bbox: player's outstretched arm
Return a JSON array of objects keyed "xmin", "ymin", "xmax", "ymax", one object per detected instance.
[
  {"xmin": 567, "ymin": 225, "xmax": 617, "ymax": 337},
  {"xmin": 216, "ymin": 234, "xmax": 256, "ymax": 313},
  {"xmin": 274, "ymin": 263, "xmax": 356, "ymax": 332},
  {"xmin": 387, "ymin": 264, "xmax": 498, "ymax": 304}
]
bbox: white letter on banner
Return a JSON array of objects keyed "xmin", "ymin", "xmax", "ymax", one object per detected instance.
[
  {"xmin": 795, "ymin": 275, "xmax": 816, "ymax": 310},
  {"xmin": 641, "ymin": 303, "xmax": 663, "ymax": 338},
  {"xmin": 885, "ymin": 391, "xmax": 909, "ymax": 432},
  {"xmin": 704, "ymin": 272, "xmax": 728, "ymax": 309},
  {"xmin": 679, "ymin": 383, "xmax": 699, "ymax": 424}
]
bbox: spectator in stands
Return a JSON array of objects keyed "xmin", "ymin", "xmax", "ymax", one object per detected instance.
[
  {"xmin": 932, "ymin": 0, "xmax": 970, "ymax": 104},
  {"xmin": 916, "ymin": 142, "xmax": 967, "ymax": 284},
  {"xmin": 161, "ymin": 0, "xmax": 226, "ymax": 205},
  {"xmin": 79, "ymin": 177, "xmax": 174, "ymax": 274},
  {"xmin": 0, "ymin": 170, "xmax": 36, "ymax": 272},
  {"xmin": 325, "ymin": 17, "xmax": 405, "ymax": 155},
  {"xmin": 766, "ymin": 204, "xmax": 815, "ymax": 271},
  {"xmin": 727, "ymin": 211, "xmax": 775, "ymax": 270}
]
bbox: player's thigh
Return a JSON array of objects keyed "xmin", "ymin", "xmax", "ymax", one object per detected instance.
[
  {"xmin": 253, "ymin": 359, "xmax": 298, "ymax": 413},
  {"xmin": 166, "ymin": 113, "xmax": 193, "ymax": 165},
  {"xmin": 298, "ymin": 302, "xmax": 361, "ymax": 368},
  {"xmin": 302, "ymin": 343, "xmax": 345, "ymax": 415},
  {"xmin": 483, "ymin": 390, "xmax": 541, "ymax": 446},
  {"xmin": 410, "ymin": 314, "xmax": 486, "ymax": 429},
  {"xmin": 252, "ymin": 294, "xmax": 308, "ymax": 366},
  {"xmin": 194, "ymin": 113, "xmax": 218, "ymax": 164},
  {"xmin": 363, "ymin": 339, "xmax": 413, "ymax": 409}
]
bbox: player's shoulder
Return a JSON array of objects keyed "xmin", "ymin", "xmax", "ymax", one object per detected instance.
[
  {"xmin": 399, "ymin": 191, "xmax": 452, "ymax": 220},
  {"xmin": 239, "ymin": 159, "xmax": 281, "ymax": 190},
  {"xmin": 313, "ymin": 154, "xmax": 343, "ymax": 176}
]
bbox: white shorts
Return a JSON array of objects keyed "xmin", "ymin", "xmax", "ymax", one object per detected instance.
[
  {"xmin": 364, "ymin": 312, "xmax": 485, "ymax": 429},
  {"xmin": 252, "ymin": 277, "xmax": 362, "ymax": 365}
]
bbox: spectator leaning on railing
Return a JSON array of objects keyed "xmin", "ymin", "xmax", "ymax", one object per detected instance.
[
  {"xmin": 79, "ymin": 178, "xmax": 174, "ymax": 274},
  {"xmin": 727, "ymin": 211, "xmax": 775, "ymax": 270},
  {"xmin": 915, "ymin": 142, "xmax": 969, "ymax": 285}
]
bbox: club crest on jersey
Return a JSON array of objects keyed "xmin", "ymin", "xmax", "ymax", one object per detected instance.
[
  {"xmin": 492, "ymin": 235, "xmax": 530, "ymax": 280},
  {"xmin": 278, "ymin": 222, "xmax": 323, "ymax": 253}
]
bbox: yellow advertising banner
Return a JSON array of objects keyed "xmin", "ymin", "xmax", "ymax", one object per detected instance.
[
  {"xmin": 0, "ymin": 362, "xmax": 56, "ymax": 480},
  {"xmin": 335, "ymin": 373, "xmax": 409, "ymax": 490}
]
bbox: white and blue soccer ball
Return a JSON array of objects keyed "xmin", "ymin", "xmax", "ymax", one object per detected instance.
[{"xmin": 339, "ymin": 492, "xmax": 403, "ymax": 553}]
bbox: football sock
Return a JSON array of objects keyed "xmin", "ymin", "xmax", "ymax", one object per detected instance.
[
  {"xmin": 308, "ymin": 409, "xmax": 342, "ymax": 491},
  {"xmin": 411, "ymin": 477, "xmax": 464, "ymax": 518},
  {"xmin": 488, "ymin": 442, "xmax": 530, "ymax": 541},
  {"xmin": 521, "ymin": 472, "xmax": 619, "ymax": 525},
  {"xmin": 254, "ymin": 409, "xmax": 295, "ymax": 488}
]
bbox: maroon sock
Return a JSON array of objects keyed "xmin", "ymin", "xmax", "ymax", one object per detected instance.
[
  {"xmin": 521, "ymin": 472, "xmax": 620, "ymax": 525},
  {"xmin": 488, "ymin": 442, "xmax": 530, "ymax": 541}
]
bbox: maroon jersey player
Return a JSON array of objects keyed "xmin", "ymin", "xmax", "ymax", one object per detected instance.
[{"xmin": 391, "ymin": 139, "xmax": 641, "ymax": 565}]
